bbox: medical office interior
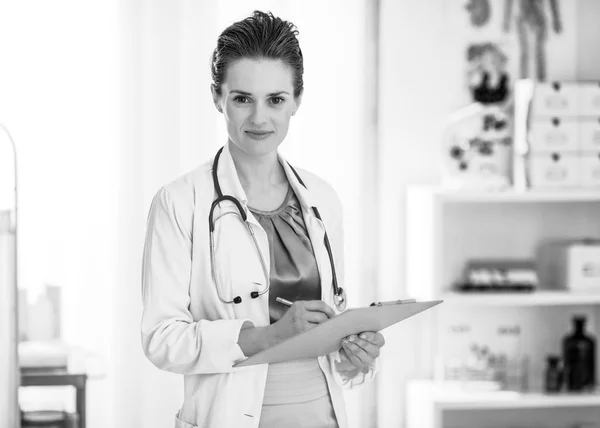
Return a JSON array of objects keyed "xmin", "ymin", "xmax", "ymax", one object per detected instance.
[{"xmin": 2, "ymin": 0, "xmax": 600, "ymax": 427}]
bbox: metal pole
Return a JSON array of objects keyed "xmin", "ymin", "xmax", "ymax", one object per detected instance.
[{"xmin": 0, "ymin": 123, "xmax": 20, "ymax": 428}]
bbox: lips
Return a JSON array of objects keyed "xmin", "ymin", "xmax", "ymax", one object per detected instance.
[
  {"xmin": 245, "ymin": 130, "xmax": 273, "ymax": 140},
  {"xmin": 245, "ymin": 131, "xmax": 272, "ymax": 135}
]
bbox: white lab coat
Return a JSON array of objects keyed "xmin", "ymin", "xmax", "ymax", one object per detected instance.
[{"xmin": 141, "ymin": 142, "xmax": 376, "ymax": 428}]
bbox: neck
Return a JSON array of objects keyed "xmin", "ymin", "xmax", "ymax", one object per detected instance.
[{"xmin": 228, "ymin": 140, "xmax": 287, "ymax": 190}]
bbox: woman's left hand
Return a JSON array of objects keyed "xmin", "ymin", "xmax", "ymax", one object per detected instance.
[{"xmin": 340, "ymin": 331, "xmax": 385, "ymax": 371}]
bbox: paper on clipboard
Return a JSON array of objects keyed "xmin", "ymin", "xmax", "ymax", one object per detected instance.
[{"xmin": 234, "ymin": 299, "xmax": 443, "ymax": 368}]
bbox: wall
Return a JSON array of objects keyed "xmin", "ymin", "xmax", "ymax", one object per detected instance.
[{"xmin": 376, "ymin": 1, "xmax": 600, "ymax": 426}]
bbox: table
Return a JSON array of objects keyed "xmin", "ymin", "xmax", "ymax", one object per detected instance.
[{"xmin": 21, "ymin": 369, "xmax": 87, "ymax": 428}]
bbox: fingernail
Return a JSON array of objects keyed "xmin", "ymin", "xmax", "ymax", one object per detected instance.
[
  {"xmin": 360, "ymin": 334, "xmax": 366, "ymax": 339},
  {"xmin": 348, "ymin": 336, "xmax": 355, "ymax": 342},
  {"xmin": 343, "ymin": 339, "xmax": 349, "ymax": 344}
]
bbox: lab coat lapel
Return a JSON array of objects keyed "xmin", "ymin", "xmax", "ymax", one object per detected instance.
[
  {"xmin": 213, "ymin": 143, "xmax": 270, "ymax": 325},
  {"xmin": 280, "ymin": 157, "xmax": 335, "ymax": 310}
]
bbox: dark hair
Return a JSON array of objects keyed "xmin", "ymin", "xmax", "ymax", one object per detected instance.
[{"xmin": 211, "ymin": 10, "xmax": 304, "ymax": 98}]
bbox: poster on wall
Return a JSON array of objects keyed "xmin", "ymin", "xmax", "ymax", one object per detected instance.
[{"xmin": 441, "ymin": 0, "xmax": 567, "ymax": 191}]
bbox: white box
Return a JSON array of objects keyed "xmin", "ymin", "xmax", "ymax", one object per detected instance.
[
  {"xmin": 528, "ymin": 152, "xmax": 580, "ymax": 188},
  {"xmin": 580, "ymin": 152, "xmax": 600, "ymax": 187},
  {"xmin": 579, "ymin": 118, "xmax": 600, "ymax": 151},
  {"xmin": 538, "ymin": 241, "xmax": 600, "ymax": 291},
  {"xmin": 578, "ymin": 82, "xmax": 600, "ymax": 116},
  {"xmin": 528, "ymin": 117, "xmax": 579, "ymax": 152},
  {"xmin": 531, "ymin": 82, "xmax": 579, "ymax": 117}
]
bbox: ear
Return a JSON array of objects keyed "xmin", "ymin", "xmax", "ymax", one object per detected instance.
[
  {"xmin": 292, "ymin": 91, "xmax": 303, "ymax": 116},
  {"xmin": 211, "ymin": 84, "xmax": 223, "ymax": 113}
]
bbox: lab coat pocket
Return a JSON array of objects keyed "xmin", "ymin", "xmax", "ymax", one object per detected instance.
[{"xmin": 174, "ymin": 412, "xmax": 197, "ymax": 428}]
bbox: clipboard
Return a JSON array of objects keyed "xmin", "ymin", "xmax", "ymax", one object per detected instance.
[{"xmin": 234, "ymin": 299, "xmax": 442, "ymax": 368}]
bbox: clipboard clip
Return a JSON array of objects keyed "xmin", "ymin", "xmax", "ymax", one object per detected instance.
[{"xmin": 369, "ymin": 298, "xmax": 417, "ymax": 307}]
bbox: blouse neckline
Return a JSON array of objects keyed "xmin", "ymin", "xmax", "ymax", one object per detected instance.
[{"xmin": 247, "ymin": 186, "xmax": 294, "ymax": 217}]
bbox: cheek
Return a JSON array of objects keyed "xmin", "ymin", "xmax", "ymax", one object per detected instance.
[
  {"xmin": 224, "ymin": 106, "xmax": 245, "ymax": 128},
  {"xmin": 274, "ymin": 110, "xmax": 293, "ymax": 130}
]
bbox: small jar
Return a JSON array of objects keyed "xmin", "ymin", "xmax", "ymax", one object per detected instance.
[{"xmin": 544, "ymin": 355, "xmax": 563, "ymax": 393}]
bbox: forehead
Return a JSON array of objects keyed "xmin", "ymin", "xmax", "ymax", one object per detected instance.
[{"xmin": 223, "ymin": 58, "xmax": 294, "ymax": 94}]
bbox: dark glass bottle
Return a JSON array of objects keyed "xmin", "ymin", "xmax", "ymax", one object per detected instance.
[
  {"xmin": 544, "ymin": 355, "xmax": 563, "ymax": 393},
  {"xmin": 562, "ymin": 315, "xmax": 596, "ymax": 391}
]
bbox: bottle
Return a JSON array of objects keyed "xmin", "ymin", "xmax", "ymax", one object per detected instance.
[
  {"xmin": 562, "ymin": 315, "xmax": 596, "ymax": 391},
  {"xmin": 544, "ymin": 355, "xmax": 563, "ymax": 393}
]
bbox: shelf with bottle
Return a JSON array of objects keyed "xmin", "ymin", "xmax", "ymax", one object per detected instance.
[{"xmin": 407, "ymin": 379, "xmax": 600, "ymax": 411}]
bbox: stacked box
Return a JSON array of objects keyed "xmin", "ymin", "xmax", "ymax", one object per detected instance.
[{"xmin": 527, "ymin": 82, "xmax": 600, "ymax": 188}]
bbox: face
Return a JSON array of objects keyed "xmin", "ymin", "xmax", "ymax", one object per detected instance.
[{"xmin": 212, "ymin": 58, "xmax": 301, "ymax": 158}]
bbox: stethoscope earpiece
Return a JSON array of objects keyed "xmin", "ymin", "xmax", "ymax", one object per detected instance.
[
  {"xmin": 233, "ymin": 296, "xmax": 242, "ymax": 304},
  {"xmin": 250, "ymin": 291, "xmax": 260, "ymax": 299}
]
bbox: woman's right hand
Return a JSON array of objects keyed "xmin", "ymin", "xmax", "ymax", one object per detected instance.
[{"xmin": 269, "ymin": 300, "xmax": 336, "ymax": 345}]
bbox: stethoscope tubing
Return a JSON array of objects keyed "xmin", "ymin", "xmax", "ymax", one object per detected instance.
[{"xmin": 209, "ymin": 146, "xmax": 345, "ymax": 310}]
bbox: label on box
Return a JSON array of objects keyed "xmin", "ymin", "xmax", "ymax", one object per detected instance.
[
  {"xmin": 531, "ymin": 82, "xmax": 579, "ymax": 117},
  {"xmin": 580, "ymin": 152, "xmax": 600, "ymax": 187},
  {"xmin": 529, "ymin": 117, "xmax": 579, "ymax": 151},
  {"xmin": 579, "ymin": 118, "xmax": 600, "ymax": 151},
  {"xmin": 528, "ymin": 152, "xmax": 580, "ymax": 188},
  {"xmin": 578, "ymin": 82, "xmax": 600, "ymax": 117},
  {"xmin": 568, "ymin": 245, "xmax": 600, "ymax": 291}
]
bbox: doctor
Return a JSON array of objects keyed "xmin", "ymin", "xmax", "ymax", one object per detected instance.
[{"xmin": 141, "ymin": 10, "xmax": 384, "ymax": 428}]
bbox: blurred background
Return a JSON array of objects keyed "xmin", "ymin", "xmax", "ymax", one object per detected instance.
[{"xmin": 2, "ymin": 1, "xmax": 600, "ymax": 427}]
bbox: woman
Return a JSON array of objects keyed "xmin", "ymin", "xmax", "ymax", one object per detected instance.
[{"xmin": 141, "ymin": 11, "xmax": 384, "ymax": 428}]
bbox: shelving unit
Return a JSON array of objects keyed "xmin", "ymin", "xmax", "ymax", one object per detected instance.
[
  {"xmin": 405, "ymin": 185, "xmax": 600, "ymax": 428},
  {"xmin": 407, "ymin": 380, "xmax": 600, "ymax": 428},
  {"xmin": 417, "ymin": 188, "xmax": 600, "ymax": 204},
  {"xmin": 441, "ymin": 291, "xmax": 600, "ymax": 307}
]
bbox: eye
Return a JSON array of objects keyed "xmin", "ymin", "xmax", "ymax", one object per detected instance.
[
  {"xmin": 233, "ymin": 95, "xmax": 251, "ymax": 104},
  {"xmin": 269, "ymin": 96, "xmax": 285, "ymax": 105}
]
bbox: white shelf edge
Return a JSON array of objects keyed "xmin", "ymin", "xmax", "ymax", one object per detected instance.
[
  {"xmin": 438, "ymin": 391, "xmax": 600, "ymax": 410},
  {"xmin": 409, "ymin": 380, "xmax": 600, "ymax": 410},
  {"xmin": 439, "ymin": 291, "xmax": 600, "ymax": 306},
  {"xmin": 409, "ymin": 185, "xmax": 600, "ymax": 203}
]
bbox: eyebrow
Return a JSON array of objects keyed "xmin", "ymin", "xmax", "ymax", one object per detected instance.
[{"xmin": 231, "ymin": 90, "xmax": 290, "ymax": 97}]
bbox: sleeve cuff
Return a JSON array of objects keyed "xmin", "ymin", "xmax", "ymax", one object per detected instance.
[{"xmin": 199, "ymin": 318, "xmax": 253, "ymax": 371}]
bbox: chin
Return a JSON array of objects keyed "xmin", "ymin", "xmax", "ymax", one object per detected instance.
[{"xmin": 237, "ymin": 137, "xmax": 283, "ymax": 157}]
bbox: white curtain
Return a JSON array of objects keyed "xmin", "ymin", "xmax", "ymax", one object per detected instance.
[
  {"xmin": 0, "ymin": 0, "xmax": 120, "ymax": 424},
  {"xmin": 117, "ymin": 1, "xmax": 375, "ymax": 427}
]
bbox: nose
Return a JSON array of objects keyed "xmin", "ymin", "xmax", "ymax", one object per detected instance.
[{"xmin": 249, "ymin": 102, "xmax": 268, "ymax": 126}]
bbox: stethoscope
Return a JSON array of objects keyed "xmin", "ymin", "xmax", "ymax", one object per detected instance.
[{"xmin": 208, "ymin": 147, "xmax": 347, "ymax": 311}]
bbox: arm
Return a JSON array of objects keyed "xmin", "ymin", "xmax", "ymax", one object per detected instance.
[{"xmin": 141, "ymin": 187, "xmax": 251, "ymax": 374}]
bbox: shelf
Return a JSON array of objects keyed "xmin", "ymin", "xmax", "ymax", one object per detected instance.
[
  {"xmin": 409, "ymin": 380, "xmax": 600, "ymax": 410},
  {"xmin": 410, "ymin": 186, "xmax": 600, "ymax": 203},
  {"xmin": 439, "ymin": 291, "xmax": 600, "ymax": 306}
]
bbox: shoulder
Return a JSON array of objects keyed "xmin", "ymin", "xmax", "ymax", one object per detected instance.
[{"xmin": 151, "ymin": 157, "xmax": 213, "ymax": 214}]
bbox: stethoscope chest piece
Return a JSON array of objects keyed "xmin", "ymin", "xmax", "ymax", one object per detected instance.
[{"xmin": 334, "ymin": 288, "xmax": 347, "ymax": 312}]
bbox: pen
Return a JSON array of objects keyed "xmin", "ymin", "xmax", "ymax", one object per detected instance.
[
  {"xmin": 276, "ymin": 297, "xmax": 294, "ymax": 307},
  {"xmin": 370, "ymin": 298, "xmax": 416, "ymax": 307}
]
